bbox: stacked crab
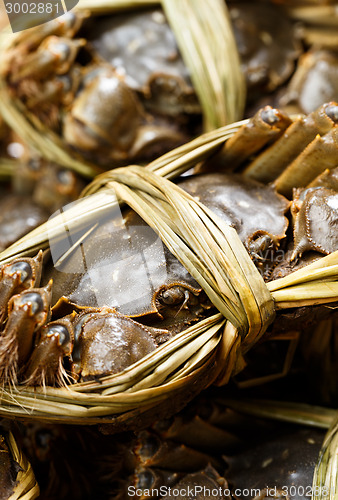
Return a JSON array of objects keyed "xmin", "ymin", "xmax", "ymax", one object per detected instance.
[
  {"xmin": 0, "ymin": 1, "xmax": 337, "ymax": 499},
  {"xmin": 0, "ymin": 101, "xmax": 337, "ymax": 389}
]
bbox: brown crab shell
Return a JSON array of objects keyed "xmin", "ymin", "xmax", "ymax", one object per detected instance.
[
  {"xmin": 229, "ymin": 2, "xmax": 301, "ymax": 95},
  {"xmin": 71, "ymin": 309, "xmax": 158, "ymax": 380},
  {"xmin": 279, "ymin": 49, "xmax": 338, "ymax": 115},
  {"xmin": 292, "ymin": 186, "xmax": 338, "ymax": 259},
  {"xmin": 178, "ymin": 173, "xmax": 289, "ymax": 250},
  {"xmin": 46, "ymin": 173, "xmax": 289, "ymax": 326},
  {"xmin": 225, "ymin": 425, "xmax": 324, "ymax": 500},
  {"xmin": 85, "ymin": 9, "xmax": 199, "ymax": 117}
]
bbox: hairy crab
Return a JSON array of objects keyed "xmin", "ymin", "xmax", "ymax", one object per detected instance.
[
  {"xmin": 14, "ymin": 392, "xmax": 327, "ymax": 500},
  {"xmin": 0, "ymin": 171, "xmax": 289, "ymax": 387},
  {"xmin": 200, "ymin": 103, "xmax": 338, "ymax": 342},
  {"xmin": 0, "ymin": 3, "xmax": 304, "ymax": 167},
  {"xmin": 0, "ymin": 104, "xmax": 336, "ymax": 407},
  {"xmin": 2, "ymin": 11, "xmax": 197, "ymax": 167},
  {"xmin": 229, "ymin": 1, "xmax": 301, "ymax": 97}
]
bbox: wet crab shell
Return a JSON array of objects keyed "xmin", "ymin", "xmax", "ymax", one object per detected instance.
[
  {"xmin": 46, "ymin": 172, "xmax": 289, "ymax": 324},
  {"xmin": 279, "ymin": 49, "xmax": 338, "ymax": 115},
  {"xmin": 229, "ymin": 1, "xmax": 301, "ymax": 95},
  {"xmin": 292, "ymin": 186, "xmax": 338, "ymax": 258},
  {"xmin": 71, "ymin": 309, "xmax": 158, "ymax": 380},
  {"xmin": 178, "ymin": 173, "xmax": 289, "ymax": 253},
  {"xmin": 0, "ymin": 3, "xmax": 302, "ymax": 168},
  {"xmin": 0, "ymin": 171, "xmax": 290, "ymax": 387},
  {"xmin": 225, "ymin": 425, "xmax": 325, "ymax": 500},
  {"xmin": 85, "ymin": 9, "xmax": 199, "ymax": 117}
]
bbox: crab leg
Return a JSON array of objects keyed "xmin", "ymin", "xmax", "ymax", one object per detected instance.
[
  {"xmin": 274, "ymin": 126, "xmax": 338, "ymax": 197},
  {"xmin": 134, "ymin": 430, "xmax": 219, "ymax": 471},
  {"xmin": 243, "ymin": 102, "xmax": 338, "ymax": 183},
  {"xmin": 23, "ymin": 314, "xmax": 75, "ymax": 387},
  {"xmin": 0, "ymin": 281, "xmax": 52, "ymax": 385},
  {"xmin": 202, "ymin": 106, "xmax": 292, "ymax": 172},
  {"xmin": 3, "ymin": 12, "xmax": 86, "ymax": 58},
  {"xmin": 0, "ymin": 252, "xmax": 43, "ymax": 323},
  {"xmin": 307, "ymin": 165, "xmax": 338, "ymax": 190},
  {"xmin": 11, "ymin": 37, "xmax": 86, "ymax": 83},
  {"xmin": 153, "ymin": 412, "xmax": 241, "ymax": 454}
]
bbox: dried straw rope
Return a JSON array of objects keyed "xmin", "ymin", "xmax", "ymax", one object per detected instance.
[
  {"xmin": 5, "ymin": 431, "xmax": 39, "ymax": 500},
  {"xmin": 0, "ymin": 119, "xmax": 337, "ymax": 425}
]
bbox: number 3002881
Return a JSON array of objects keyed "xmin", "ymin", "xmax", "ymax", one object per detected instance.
[{"xmin": 5, "ymin": 3, "xmax": 60, "ymax": 14}]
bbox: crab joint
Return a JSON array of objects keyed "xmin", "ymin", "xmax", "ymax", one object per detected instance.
[{"xmin": 0, "ymin": 280, "xmax": 52, "ymax": 385}]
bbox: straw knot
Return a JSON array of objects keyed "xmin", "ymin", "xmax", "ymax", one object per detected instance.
[{"xmin": 83, "ymin": 164, "xmax": 276, "ymax": 348}]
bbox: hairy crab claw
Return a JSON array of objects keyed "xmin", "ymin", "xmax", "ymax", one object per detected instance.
[
  {"xmin": 0, "ymin": 281, "xmax": 52, "ymax": 386},
  {"xmin": 0, "ymin": 252, "xmax": 43, "ymax": 322},
  {"xmin": 23, "ymin": 314, "xmax": 75, "ymax": 387}
]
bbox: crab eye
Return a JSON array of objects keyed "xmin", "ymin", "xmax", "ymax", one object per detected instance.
[
  {"xmin": 158, "ymin": 286, "xmax": 186, "ymax": 306},
  {"xmin": 138, "ymin": 434, "xmax": 160, "ymax": 460},
  {"xmin": 326, "ymin": 104, "xmax": 338, "ymax": 124},
  {"xmin": 135, "ymin": 469, "xmax": 155, "ymax": 490},
  {"xmin": 7, "ymin": 261, "xmax": 32, "ymax": 284},
  {"xmin": 248, "ymin": 233, "xmax": 274, "ymax": 257},
  {"xmin": 35, "ymin": 429, "xmax": 52, "ymax": 450},
  {"xmin": 17, "ymin": 292, "xmax": 44, "ymax": 313},
  {"xmin": 57, "ymin": 169, "xmax": 74, "ymax": 187},
  {"xmin": 261, "ymin": 107, "xmax": 279, "ymax": 125},
  {"xmin": 74, "ymin": 314, "xmax": 90, "ymax": 342},
  {"xmin": 46, "ymin": 324, "xmax": 70, "ymax": 346},
  {"xmin": 50, "ymin": 40, "xmax": 71, "ymax": 61},
  {"xmin": 28, "ymin": 158, "xmax": 42, "ymax": 172}
]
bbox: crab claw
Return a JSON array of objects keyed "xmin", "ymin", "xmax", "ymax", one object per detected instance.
[
  {"xmin": 23, "ymin": 313, "xmax": 75, "ymax": 387},
  {"xmin": 12, "ymin": 36, "xmax": 85, "ymax": 82},
  {"xmin": 0, "ymin": 280, "xmax": 52, "ymax": 386},
  {"xmin": 71, "ymin": 309, "xmax": 157, "ymax": 381},
  {"xmin": 0, "ymin": 251, "xmax": 43, "ymax": 323},
  {"xmin": 6, "ymin": 12, "xmax": 86, "ymax": 55}
]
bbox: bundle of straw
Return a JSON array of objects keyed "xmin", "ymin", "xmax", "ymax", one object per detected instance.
[
  {"xmin": 0, "ymin": 117, "xmax": 337, "ymax": 427},
  {"xmin": 0, "ymin": 0, "xmax": 244, "ymax": 177},
  {"xmin": 2, "ymin": 430, "xmax": 39, "ymax": 500}
]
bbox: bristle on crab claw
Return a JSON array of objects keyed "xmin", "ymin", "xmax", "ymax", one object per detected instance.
[
  {"xmin": 0, "ymin": 251, "xmax": 43, "ymax": 323},
  {"xmin": 23, "ymin": 313, "xmax": 75, "ymax": 388},
  {"xmin": 0, "ymin": 280, "xmax": 52, "ymax": 386}
]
